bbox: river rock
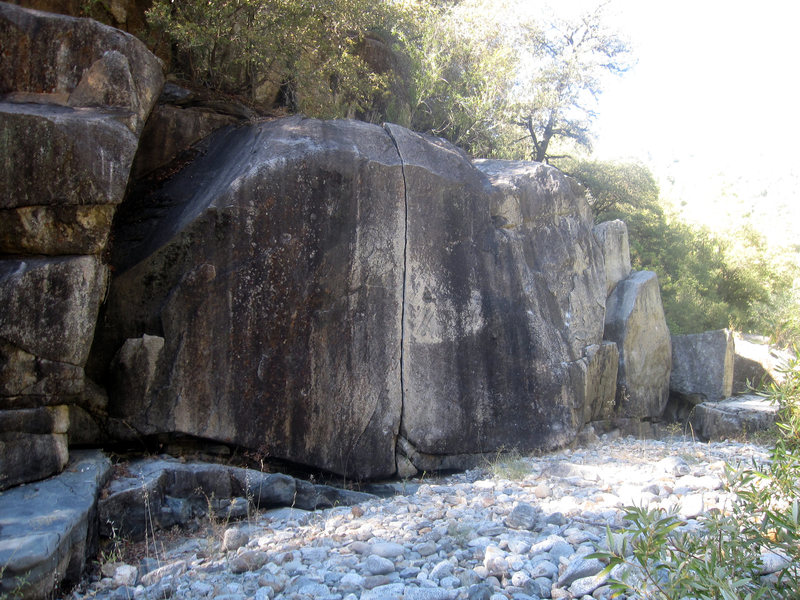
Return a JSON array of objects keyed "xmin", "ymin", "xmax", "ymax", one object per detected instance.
[
  {"xmin": 671, "ymin": 329, "xmax": 734, "ymax": 403},
  {"xmin": 593, "ymin": 220, "xmax": 631, "ymax": 295},
  {"xmin": 604, "ymin": 270, "xmax": 672, "ymax": 418}
]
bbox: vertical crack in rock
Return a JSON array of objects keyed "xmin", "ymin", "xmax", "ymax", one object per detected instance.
[{"xmin": 383, "ymin": 124, "xmax": 409, "ymax": 458}]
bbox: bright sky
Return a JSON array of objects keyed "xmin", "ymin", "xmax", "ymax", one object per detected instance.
[{"xmin": 550, "ymin": 0, "xmax": 800, "ymax": 246}]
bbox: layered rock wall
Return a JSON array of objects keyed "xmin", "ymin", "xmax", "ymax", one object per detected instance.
[{"xmin": 0, "ymin": 1, "xmax": 162, "ymax": 489}]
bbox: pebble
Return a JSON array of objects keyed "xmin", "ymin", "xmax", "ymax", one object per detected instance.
[{"xmin": 67, "ymin": 436, "xmax": 773, "ymax": 600}]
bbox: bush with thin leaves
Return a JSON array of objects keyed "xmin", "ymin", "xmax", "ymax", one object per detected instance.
[{"xmin": 590, "ymin": 348, "xmax": 800, "ymax": 600}]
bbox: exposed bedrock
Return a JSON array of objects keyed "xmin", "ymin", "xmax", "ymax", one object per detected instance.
[
  {"xmin": 94, "ymin": 118, "xmax": 406, "ymax": 480},
  {"xmin": 90, "ymin": 117, "xmax": 645, "ymax": 479},
  {"xmin": 0, "ymin": 0, "xmax": 163, "ymax": 488}
]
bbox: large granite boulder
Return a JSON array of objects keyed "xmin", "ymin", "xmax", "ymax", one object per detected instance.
[
  {"xmin": 670, "ymin": 329, "xmax": 734, "ymax": 403},
  {"xmin": 92, "ymin": 118, "xmax": 613, "ymax": 478},
  {"xmin": 0, "ymin": 1, "xmax": 163, "ymax": 487},
  {"xmin": 604, "ymin": 270, "xmax": 672, "ymax": 418},
  {"xmin": 94, "ymin": 118, "xmax": 406, "ymax": 480},
  {"xmin": 399, "ymin": 151, "xmax": 605, "ymax": 465}
]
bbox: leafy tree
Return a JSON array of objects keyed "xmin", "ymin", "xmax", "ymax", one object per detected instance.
[
  {"xmin": 402, "ymin": 0, "xmax": 524, "ymax": 158},
  {"xmin": 560, "ymin": 158, "xmax": 659, "ymax": 216},
  {"xmin": 511, "ymin": 2, "xmax": 632, "ymax": 162}
]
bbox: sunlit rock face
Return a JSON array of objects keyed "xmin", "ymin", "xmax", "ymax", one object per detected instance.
[
  {"xmin": 604, "ymin": 270, "xmax": 672, "ymax": 419},
  {"xmin": 92, "ymin": 116, "xmax": 623, "ymax": 479}
]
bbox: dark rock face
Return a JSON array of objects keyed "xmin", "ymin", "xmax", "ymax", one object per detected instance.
[
  {"xmin": 94, "ymin": 118, "xmax": 619, "ymax": 478},
  {"xmin": 399, "ymin": 150, "xmax": 606, "ymax": 463},
  {"xmin": 95, "ymin": 118, "xmax": 406, "ymax": 479},
  {"xmin": 0, "ymin": 1, "xmax": 163, "ymax": 488}
]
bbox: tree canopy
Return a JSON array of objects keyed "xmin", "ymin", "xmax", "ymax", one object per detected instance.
[{"xmin": 143, "ymin": 0, "xmax": 630, "ymax": 160}]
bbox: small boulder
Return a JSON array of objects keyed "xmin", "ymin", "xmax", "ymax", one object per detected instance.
[{"xmin": 671, "ymin": 329, "xmax": 734, "ymax": 403}]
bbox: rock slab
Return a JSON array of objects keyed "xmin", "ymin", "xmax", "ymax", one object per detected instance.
[
  {"xmin": 692, "ymin": 394, "xmax": 778, "ymax": 440},
  {"xmin": 0, "ymin": 450, "xmax": 111, "ymax": 599}
]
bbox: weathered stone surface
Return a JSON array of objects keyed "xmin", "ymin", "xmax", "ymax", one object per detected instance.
[
  {"xmin": 0, "ymin": 202, "xmax": 116, "ymax": 255},
  {"xmin": 90, "ymin": 118, "xmax": 619, "ymax": 478},
  {"xmin": 107, "ymin": 334, "xmax": 164, "ymax": 414},
  {"xmin": 593, "ymin": 220, "xmax": 631, "ymax": 296},
  {"xmin": 671, "ymin": 329, "xmax": 734, "ymax": 403},
  {"xmin": 399, "ymin": 150, "xmax": 606, "ymax": 461},
  {"xmin": 0, "ymin": 1, "xmax": 163, "ymax": 131},
  {"xmin": 604, "ymin": 271, "xmax": 671, "ymax": 418},
  {"xmin": 95, "ymin": 117, "xmax": 406, "ymax": 479},
  {"xmin": 582, "ymin": 341, "xmax": 620, "ymax": 423},
  {"xmin": 0, "ymin": 430, "xmax": 69, "ymax": 489},
  {"xmin": 132, "ymin": 102, "xmax": 241, "ymax": 178},
  {"xmin": 67, "ymin": 404, "xmax": 105, "ymax": 446},
  {"xmin": 0, "ymin": 339, "xmax": 85, "ymax": 399},
  {"xmin": 0, "ymin": 102, "xmax": 139, "ymax": 212},
  {"xmin": 691, "ymin": 394, "xmax": 778, "ymax": 440},
  {"xmin": 0, "ymin": 255, "xmax": 107, "ymax": 365},
  {"xmin": 733, "ymin": 334, "xmax": 792, "ymax": 394},
  {"xmin": 0, "ymin": 450, "xmax": 111, "ymax": 598},
  {"xmin": 0, "ymin": 405, "xmax": 68, "ymax": 433}
]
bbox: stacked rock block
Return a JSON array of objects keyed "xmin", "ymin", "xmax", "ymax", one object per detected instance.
[
  {"xmin": 592, "ymin": 220, "xmax": 673, "ymax": 433},
  {"xmin": 0, "ymin": 1, "xmax": 163, "ymax": 489}
]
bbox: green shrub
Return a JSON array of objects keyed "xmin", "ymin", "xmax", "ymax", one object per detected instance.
[{"xmin": 591, "ymin": 348, "xmax": 800, "ymax": 599}]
